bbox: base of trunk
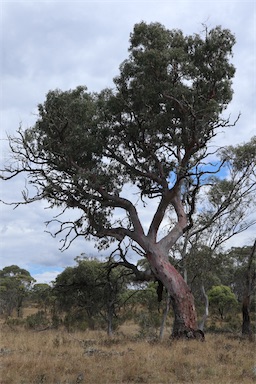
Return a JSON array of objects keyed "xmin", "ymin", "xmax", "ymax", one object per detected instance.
[
  {"xmin": 146, "ymin": 250, "xmax": 204, "ymax": 341},
  {"xmin": 172, "ymin": 327, "xmax": 205, "ymax": 341},
  {"xmin": 242, "ymin": 302, "xmax": 251, "ymax": 335}
]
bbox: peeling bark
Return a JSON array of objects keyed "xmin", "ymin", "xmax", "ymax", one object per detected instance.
[{"xmin": 146, "ymin": 248, "xmax": 199, "ymax": 338}]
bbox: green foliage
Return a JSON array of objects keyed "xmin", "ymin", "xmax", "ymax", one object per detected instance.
[
  {"xmin": 31, "ymin": 283, "xmax": 52, "ymax": 311},
  {"xmin": 186, "ymin": 243, "xmax": 255, "ymax": 314},
  {"xmin": 134, "ymin": 282, "xmax": 160, "ymax": 310},
  {"xmin": 180, "ymin": 245, "xmax": 238, "ymax": 302},
  {"xmin": 225, "ymin": 246, "xmax": 256, "ymax": 303},
  {"xmin": 0, "ymin": 265, "xmax": 35, "ymax": 317},
  {"xmin": 53, "ymin": 257, "xmax": 132, "ymax": 333},
  {"xmin": 208, "ymin": 285, "xmax": 238, "ymax": 319},
  {"xmin": 5, "ymin": 317, "xmax": 25, "ymax": 327},
  {"xmin": 114, "ymin": 23, "xmax": 235, "ymax": 151},
  {"xmin": 132, "ymin": 282, "xmax": 168, "ymax": 338},
  {"xmin": 25, "ymin": 311, "xmax": 49, "ymax": 329},
  {"xmin": 221, "ymin": 136, "xmax": 256, "ymax": 172},
  {"xmin": 63, "ymin": 309, "xmax": 91, "ymax": 332},
  {"xmin": 136, "ymin": 311, "xmax": 162, "ymax": 339},
  {"xmin": 2, "ymin": 22, "xmax": 238, "ymax": 250}
]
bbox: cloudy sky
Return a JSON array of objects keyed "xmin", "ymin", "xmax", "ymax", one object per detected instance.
[{"xmin": 1, "ymin": 0, "xmax": 255, "ymax": 284}]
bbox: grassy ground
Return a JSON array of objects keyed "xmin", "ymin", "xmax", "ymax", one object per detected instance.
[{"xmin": 0, "ymin": 321, "xmax": 255, "ymax": 384}]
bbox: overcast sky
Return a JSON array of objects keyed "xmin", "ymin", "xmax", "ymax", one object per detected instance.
[{"xmin": 1, "ymin": 0, "xmax": 255, "ymax": 284}]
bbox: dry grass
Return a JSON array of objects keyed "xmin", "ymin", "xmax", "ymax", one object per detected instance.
[{"xmin": 0, "ymin": 322, "xmax": 255, "ymax": 384}]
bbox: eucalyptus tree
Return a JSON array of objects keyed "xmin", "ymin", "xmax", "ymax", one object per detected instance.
[
  {"xmin": 224, "ymin": 242, "xmax": 256, "ymax": 335},
  {"xmin": 31, "ymin": 283, "xmax": 53, "ymax": 313},
  {"xmin": 0, "ymin": 265, "xmax": 35, "ymax": 317},
  {"xmin": 208, "ymin": 285, "xmax": 238, "ymax": 320},
  {"xmin": 1, "ymin": 22, "xmax": 246, "ymax": 337},
  {"xmin": 54, "ymin": 258, "xmax": 104, "ymax": 330},
  {"xmin": 53, "ymin": 257, "xmax": 130, "ymax": 335}
]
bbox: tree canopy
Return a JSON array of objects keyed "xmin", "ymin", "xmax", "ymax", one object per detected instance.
[
  {"xmin": 2, "ymin": 22, "xmax": 239, "ymax": 250},
  {"xmin": 0, "ymin": 265, "xmax": 35, "ymax": 317}
]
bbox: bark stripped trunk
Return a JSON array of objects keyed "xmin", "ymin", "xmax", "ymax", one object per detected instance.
[
  {"xmin": 147, "ymin": 249, "xmax": 202, "ymax": 339},
  {"xmin": 129, "ymin": 186, "xmax": 204, "ymax": 339}
]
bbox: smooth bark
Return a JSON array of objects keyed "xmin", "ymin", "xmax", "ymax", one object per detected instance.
[
  {"xmin": 146, "ymin": 248, "xmax": 198, "ymax": 338},
  {"xmin": 198, "ymin": 284, "xmax": 209, "ymax": 332}
]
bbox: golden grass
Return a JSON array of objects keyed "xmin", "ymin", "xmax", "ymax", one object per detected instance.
[{"xmin": 0, "ymin": 323, "xmax": 255, "ymax": 384}]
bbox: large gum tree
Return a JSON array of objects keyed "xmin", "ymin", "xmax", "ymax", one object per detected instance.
[{"xmin": 1, "ymin": 22, "xmax": 242, "ymax": 338}]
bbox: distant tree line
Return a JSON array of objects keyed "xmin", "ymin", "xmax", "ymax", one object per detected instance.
[{"xmin": 1, "ymin": 241, "xmax": 255, "ymax": 338}]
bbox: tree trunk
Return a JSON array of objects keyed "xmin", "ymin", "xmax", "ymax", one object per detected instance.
[
  {"xmin": 107, "ymin": 303, "xmax": 114, "ymax": 337},
  {"xmin": 147, "ymin": 249, "xmax": 200, "ymax": 339},
  {"xmin": 242, "ymin": 296, "xmax": 251, "ymax": 335},
  {"xmin": 198, "ymin": 284, "xmax": 209, "ymax": 332},
  {"xmin": 159, "ymin": 292, "xmax": 170, "ymax": 341},
  {"xmin": 17, "ymin": 298, "xmax": 23, "ymax": 318},
  {"xmin": 242, "ymin": 239, "xmax": 255, "ymax": 336}
]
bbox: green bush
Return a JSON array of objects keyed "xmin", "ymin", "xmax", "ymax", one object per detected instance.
[
  {"xmin": 25, "ymin": 311, "xmax": 49, "ymax": 329},
  {"xmin": 208, "ymin": 285, "xmax": 238, "ymax": 320},
  {"xmin": 51, "ymin": 313, "xmax": 61, "ymax": 329},
  {"xmin": 5, "ymin": 317, "xmax": 25, "ymax": 327},
  {"xmin": 136, "ymin": 311, "xmax": 161, "ymax": 339}
]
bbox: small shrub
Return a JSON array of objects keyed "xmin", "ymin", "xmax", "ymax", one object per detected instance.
[
  {"xmin": 5, "ymin": 317, "xmax": 25, "ymax": 327},
  {"xmin": 26, "ymin": 311, "xmax": 49, "ymax": 329},
  {"xmin": 136, "ymin": 311, "xmax": 161, "ymax": 339},
  {"xmin": 51, "ymin": 313, "xmax": 61, "ymax": 328},
  {"xmin": 225, "ymin": 314, "xmax": 241, "ymax": 332}
]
